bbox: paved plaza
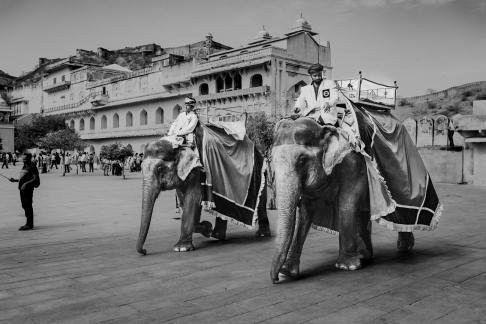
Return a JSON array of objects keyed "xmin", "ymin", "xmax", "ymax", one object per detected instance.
[{"xmin": 0, "ymin": 163, "xmax": 485, "ymax": 323}]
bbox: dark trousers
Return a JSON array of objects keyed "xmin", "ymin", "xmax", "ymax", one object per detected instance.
[
  {"xmin": 1, "ymin": 160, "xmax": 8, "ymax": 168},
  {"xmin": 89, "ymin": 163, "xmax": 94, "ymax": 172},
  {"xmin": 20, "ymin": 189, "xmax": 34, "ymax": 227}
]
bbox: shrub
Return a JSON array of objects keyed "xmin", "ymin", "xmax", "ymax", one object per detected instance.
[
  {"xmin": 445, "ymin": 105, "xmax": 460, "ymax": 116},
  {"xmin": 398, "ymin": 98, "xmax": 409, "ymax": 106},
  {"xmin": 476, "ymin": 91, "xmax": 486, "ymax": 100},
  {"xmin": 462, "ymin": 90, "xmax": 473, "ymax": 99},
  {"xmin": 427, "ymin": 101, "xmax": 437, "ymax": 109}
]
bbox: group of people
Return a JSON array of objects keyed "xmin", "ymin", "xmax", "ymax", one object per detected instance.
[
  {"xmin": 62, "ymin": 152, "xmax": 96, "ymax": 173},
  {"xmin": 1, "ymin": 151, "xmax": 17, "ymax": 168}
]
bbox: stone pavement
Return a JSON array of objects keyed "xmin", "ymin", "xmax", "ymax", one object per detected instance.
[{"xmin": 0, "ymin": 163, "xmax": 485, "ymax": 324}]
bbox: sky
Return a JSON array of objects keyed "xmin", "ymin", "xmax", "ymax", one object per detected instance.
[{"xmin": 0, "ymin": 0, "xmax": 485, "ymax": 97}]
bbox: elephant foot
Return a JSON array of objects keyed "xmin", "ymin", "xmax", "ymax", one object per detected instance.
[
  {"xmin": 255, "ymin": 223, "xmax": 271, "ymax": 237},
  {"xmin": 173, "ymin": 241, "xmax": 195, "ymax": 252},
  {"xmin": 211, "ymin": 218, "xmax": 227, "ymax": 240},
  {"xmin": 195, "ymin": 221, "xmax": 213, "ymax": 238},
  {"xmin": 397, "ymin": 232, "xmax": 415, "ymax": 252},
  {"xmin": 335, "ymin": 255, "xmax": 362, "ymax": 271},
  {"xmin": 280, "ymin": 260, "xmax": 300, "ymax": 278}
]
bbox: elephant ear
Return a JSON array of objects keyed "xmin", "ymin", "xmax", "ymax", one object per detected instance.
[
  {"xmin": 177, "ymin": 147, "xmax": 202, "ymax": 181},
  {"xmin": 321, "ymin": 127, "xmax": 353, "ymax": 175}
]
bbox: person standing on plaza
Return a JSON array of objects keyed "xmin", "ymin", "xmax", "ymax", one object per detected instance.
[
  {"xmin": 55, "ymin": 152, "xmax": 61, "ymax": 167},
  {"xmin": 45, "ymin": 153, "xmax": 51, "ymax": 172},
  {"xmin": 12, "ymin": 152, "xmax": 17, "ymax": 166},
  {"xmin": 88, "ymin": 153, "xmax": 94, "ymax": 172},
  {"xmin": 64, "ymin": 152, "xmax": 71, "ymax": 174},
  {"xmin": 1, "ymin": 152, "xmax": 8, "ymax": 169},
  {"xmin": 50, "ymin": 152, "xmax": 58, "ymax": 170},
  {"xmin": 9, "ymin": 153, "xmax": 40, "ymax": 231}
]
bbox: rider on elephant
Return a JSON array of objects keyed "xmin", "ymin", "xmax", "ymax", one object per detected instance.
[
  {"xmin": 166, "ymin": 97, "xmax": 199, "ymax": 148},
  {"xmin": 294, "ymin": 63, "xmax": 359, "ymax": 147}
]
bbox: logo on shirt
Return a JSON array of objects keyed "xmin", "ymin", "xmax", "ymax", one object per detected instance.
[{"xmin": 322, "ymin": 89, "xmax": 330, "ymax": 98}]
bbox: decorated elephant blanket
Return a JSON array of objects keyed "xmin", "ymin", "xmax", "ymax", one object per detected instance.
[
  {"xmin": 354, "ymin": 101, "xmax": 442, "ymax": 231},
  {"xmin": 200, "ymin": 124, "xmax": 265, "ymax": 228},
  {"xmin": 311, "ymin": 102, "xmax": 441, "ymax": 233}
]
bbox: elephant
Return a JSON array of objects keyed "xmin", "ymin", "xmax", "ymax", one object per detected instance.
[
  {"xmin": 270, "ymin": 117, "xmax": 414, "ymax": 283},
  {"xmin": 136, "ymin": 123, "xmax": 271, "ymax": 255}
]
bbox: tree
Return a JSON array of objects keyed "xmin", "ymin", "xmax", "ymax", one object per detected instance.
[
  {"xmin": 246, "ymin": 112, "xmax": 277, "ymax": 209},
  {"xmin": 15, "ymin": 115, "xmax": 67, "ymax": 152},
  {"xmin": 99, "ymin": 143, "xmax": 134, "ymax": 179},
  {"xmin": 37, "ymin": 128, "xmax": 86, "ymax": 176},
  {"xmin": 99, "ymin": 143, "xmax": 133, "ymax": 161}
]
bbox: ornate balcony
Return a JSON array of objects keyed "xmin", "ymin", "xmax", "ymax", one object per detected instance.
[
  {"xmin": 90, "ymin": 93, "xmax": 109, "ymax": 106},
  {"xmin": 43, "ymin": 81, "xmax": 71, "ymax": 93}
]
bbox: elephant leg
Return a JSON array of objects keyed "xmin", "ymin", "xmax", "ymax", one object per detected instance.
[
  {"xmin": 397, "ymin": 232, "xmax": 415, "ymax": 251},
  {"xmin": 281, "ymin": 199, "xmax": 313, "ymax": 278},
  {"xmin": 256, "ymin": 186, "xmax": 271, "ymax": 238},
  {"xmin": 174, "ymin": 189, "xmax": 209, "ymax": 252},
  {"xmin": 336, "ymin": 191, "xmax": 365, "ymax": 271},
  {"xmin": 357, "ymin": 212, "xmax": 373, "ymax": 262},
  {"xmin": 211, "ymin": 217, "xmax": 227, "ymax": 240}
]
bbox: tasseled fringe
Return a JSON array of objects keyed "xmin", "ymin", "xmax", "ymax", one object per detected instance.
[
  {"xmin": 251, "ymin": 161, "xmax": 268, "ymax": 227},
  {"xmin": 201, "ymin": 201, "xmax": 216, "ymax": 210},
  {"xmin": 311, "ymin": 224, "xmax": 339, "ymax": 235},
  {"xmin": 373, "ymin": 202, "xmax": 443, "ymax": 232},
  {"xmin": 205, "ymin": 209, "xmax": 254, "ymax": 229}
]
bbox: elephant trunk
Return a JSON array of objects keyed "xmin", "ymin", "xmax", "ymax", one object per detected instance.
[
  {"xmin": 136, "ymin": 177, "xmax": 158, "ymax": 255},
  {"xmin": 270, "ymin": 169, "xmax": 300, "ymax": 283}
]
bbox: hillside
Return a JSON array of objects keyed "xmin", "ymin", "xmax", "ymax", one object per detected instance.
[{"xmin": 393, "ymin": 81, "xmax": 486, "ymax": 121}]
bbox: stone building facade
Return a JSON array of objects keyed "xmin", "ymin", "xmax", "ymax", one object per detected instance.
[{"xmin": 6, "ymin": 16, "xmax": 330, "ymax": 154}]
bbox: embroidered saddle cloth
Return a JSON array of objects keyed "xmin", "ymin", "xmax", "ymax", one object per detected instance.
[
  {"xmin": 311, "ymin": 100, "xmax": 441, "ymax": 233},
  {"xmin": 201, "ymin": 124, "xmax": 266, "ymax": 228}
]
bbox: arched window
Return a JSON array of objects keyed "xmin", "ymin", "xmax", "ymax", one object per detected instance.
[
  {"xmin": 199, "ymin": 83, "xmax": 209, "ymax": 95},
  {"xmin": 90, "ymin": 117, "xmax": 95, "ymax": 130},
  {"xmin": 113, "ymin": 113, "xmax": 119, "ymax": 128},
  {"xmin": 69, "ymin": 119, "xmax": 75, "ymax": 129},
  {"xmin": 140, "ymin": 109, "xmax": 148, "ymax": 125},
  {"xmin": 173, "ymin": 105, "xmax": 181, "ymax": 120},
  {"xmin": 216, "ymin": 76, "xmax": 224, "ymax": 93},
  {"xmin": 79, "ymin": 118, "xmax": 85, "ymax": 131},
  {"xmin": 234, "ymin": 73, "xmax": 242, "ymax": 90},
  {"xmin": 101, "ymin": 115, "xmax": 107, "ymax": 129},
  {"xmin": 224, "ymin": 76, "xmax": 233, "ymax": 91},
  {"xmin": 294, "ymin": 81, "xmax": 307, "ymax": 94},
  {"xmin": 126, "ymin": 112, "xmax": 133, "ymax": 127},
  {"xmin": 156, "ymin": 107, "xmax": 164, "ymax": 124},
  {"xmin": 250, "ymin": 74, "xmax": 263, "ymax": 87}
]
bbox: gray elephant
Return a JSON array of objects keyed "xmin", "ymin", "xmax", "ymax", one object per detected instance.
[
  {"xmin": 270, "ymin": 118, "xmax": 415, "ymax": 283},
  {"xmin": 137, "ymin": 124, "xmax": 271, "ymax": 255}
]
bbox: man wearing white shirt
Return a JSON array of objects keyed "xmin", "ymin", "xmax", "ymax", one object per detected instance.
[
  {"xmin": 294, "ymin": 63, "xmax": 339, "ymax": 125},
  {"xmin": 294, "ymin": 63, "xmax": 361, "ymax": 148},
  {"xmin": 166, "ymin": 97, "xmax": 199, "ymax": 147}
]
